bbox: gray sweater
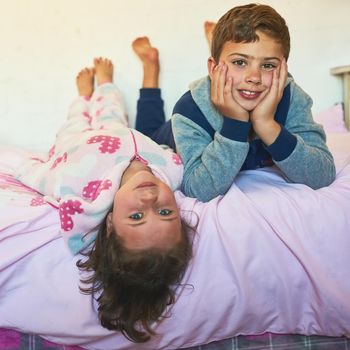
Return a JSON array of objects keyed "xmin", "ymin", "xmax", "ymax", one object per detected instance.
[{"xmin": 172, "ymin": 76, "xmax": 336, "ymax": 202}]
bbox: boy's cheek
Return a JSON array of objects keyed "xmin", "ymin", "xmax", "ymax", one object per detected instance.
[
  {"xmin": 226, "ymin": 70, "xmax": 239, "ymax": 85},
  {"xmin": 263, "ymin": 71, "xmax": 274, "ymax": 88}
]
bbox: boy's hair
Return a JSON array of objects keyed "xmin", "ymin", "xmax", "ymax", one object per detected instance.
[
  {"xmin": 211, "ymin": 3, "xmax": 290, "ymax": 62},
  {"xmin": 77, "ymin": 211, "xmax": 193, "ymax": 343}
]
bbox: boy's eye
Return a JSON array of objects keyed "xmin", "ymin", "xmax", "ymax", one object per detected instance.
[
  {"xmin": 158, "ymin": 209, "xmax": 173, "ymax": 216},
  {"xmin": 129, "ymin": 212, "xmax": 143, "ymax": 220},
  {"xmin": 232, "ymin": 59, "xmax": 246, "ymax": 67},
  {"xmin": 262, "ymin": 63, "xmax": 277, "ymax": 70}
]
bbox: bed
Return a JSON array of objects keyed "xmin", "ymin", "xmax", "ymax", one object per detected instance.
[
  {"xmin": 331, "ymin": 65, "xmax": 350, "ymax": 129},
  {"xmin": 0, "ymin": 123, "xmax": 350, "ymax": 350}
]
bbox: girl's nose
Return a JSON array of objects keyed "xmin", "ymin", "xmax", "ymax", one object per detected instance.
[{"xmin": 138, "ymin": 189, "xmax": 157, "ymax": 203}]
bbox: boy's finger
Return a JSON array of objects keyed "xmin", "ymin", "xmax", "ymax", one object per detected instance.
[
  {"xmin": 270, "ymin": 67, "xmax": 279, "ymax": 95},
  {"xmin": 281, "ymin": 59, "xmax": 288, "ymax": 83},
  {"xmin": 217, "ymin": 63, "xmax": 227, "ymax": 104},
  {"xmin": 212, "ymin": 63, "xmax": 220, "ymax": 102},
  {"xmin": 223, "ymin": 75, "xmax": 233, "ymax": 104},
  {"xmin": 210, "ymin": 64, "xmax": 220, "ymax": 102},
  {"xmin": 278, "ymin": 59, "xmax": 288, "ymax": 97}
]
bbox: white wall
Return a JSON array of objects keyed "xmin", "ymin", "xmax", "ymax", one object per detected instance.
[{"xmin": 1, "ymin": 0, "xmax": 349, "ymax": 151}]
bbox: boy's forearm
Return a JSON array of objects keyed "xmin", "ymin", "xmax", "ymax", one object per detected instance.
[
  {"xmin": 265, "ymin": 126, "xmax": 297, "ymax": 161},
  {"xmin": 252, "ymin": 119, "xmax": 282, "ymax": 146},
  {"xmin": 181, "ymin": 138, "xmax": 249, "ymax": 201},
  {"xmin": 273, "ymin": 81, "xmax": 336, "ymax": 188},
  {"xmin": 263, "ymin": 124, "xmax": 336, "ymax": 188},
  {"xmin": 173, "ymin": 115, "xmax": 249, "ymax": 201},
  {"xmin": 275, "ymin": 137, "xmax": 336, "ymax": 188}
]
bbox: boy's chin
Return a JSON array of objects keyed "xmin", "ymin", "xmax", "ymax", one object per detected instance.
[{"xmin": 237, "ymin": 100, "xmax": 258, "ymax": 112}]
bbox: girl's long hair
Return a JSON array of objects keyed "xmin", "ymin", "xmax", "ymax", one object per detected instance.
[{"xmin": 77, "ymin": 212, "xmax": 193, "ymax": 343}]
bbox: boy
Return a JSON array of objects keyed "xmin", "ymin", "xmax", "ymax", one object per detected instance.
[{"xmin": 171, "ymin": 3, "xmax": 336, "ymax": 202}]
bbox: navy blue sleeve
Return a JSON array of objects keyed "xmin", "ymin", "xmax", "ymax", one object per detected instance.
[
  {"xmin": 135, "ymin": 88, "xmax": 165, "ymax": 138},
  {"xmin": 266, "ymin": 126, "xmax": 297, "ymax": 161},
  {"xmin": 221, "ymin": 117, "xmax": 251, "ymax": 142}
]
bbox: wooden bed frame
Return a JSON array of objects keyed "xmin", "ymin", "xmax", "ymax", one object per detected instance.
[{"xmin": 331, "ymin": 65, "xmax": 350, "ymax": 129}]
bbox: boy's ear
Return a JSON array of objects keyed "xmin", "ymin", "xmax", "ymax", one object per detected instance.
[
  {"xmin": 106, "ymin": 212, "xmax": 113, "ymax": 235},
  {"xmin": 207, "ymin": 56, "xmax": 217, "ymax": 79}
]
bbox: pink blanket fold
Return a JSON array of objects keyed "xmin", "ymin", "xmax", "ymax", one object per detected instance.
[{"xmin": 0, "ymin": 133, "xmax": 349, "ymax": 350}]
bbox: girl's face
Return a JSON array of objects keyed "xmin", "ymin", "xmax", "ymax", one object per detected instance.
[
  {"xmin": 208, "ymin": 31, "xmax": 285, "ymax": 111},
  {"xmin": 107, "ymin": 170, "xmax": 182, "ymax": 251}
]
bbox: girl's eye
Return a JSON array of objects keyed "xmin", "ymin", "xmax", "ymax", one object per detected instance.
[
  {"xmin": 158, "ymin": 209, "xmax": 173, "ymax": 216},
  {"xmin": 262, "ymin": 63, "xmax": 277, "ymax": 70},
  {"xmin": 233, "ymin": 59, "xmax": 246, "ymax": 67},
  {"xmin": 129, "ymin": 212, "xmax": 143, "ymax": 220}
]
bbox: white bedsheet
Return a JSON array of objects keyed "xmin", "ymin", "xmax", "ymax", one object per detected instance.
[{"xmin": 0, "ymin": 133, "xmax": 349, "ymax": 350}]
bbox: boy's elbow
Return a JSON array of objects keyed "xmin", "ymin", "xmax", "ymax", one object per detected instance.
[
  {"xmin": 310, "ymin": 164, "xmax": 336, "ymax": 189},
  {"xmin": 182, "ymin": 184, "xmax": 212, "ymax": 202},
  {"xmin": 322, "ymin": 165, "xmax": 337, "ymax": 187},
  {"xmin": 182, "ymin": 179, "xmax": 227, "ymax": 202}
]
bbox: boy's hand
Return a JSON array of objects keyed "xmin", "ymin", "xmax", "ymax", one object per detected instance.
[
  {"xmin": 250, "ymin": 59, "xmax": 288, "ymax": 145},
  {"xmin": 210, "ymin": 62, "xmax": 249, "ymax": 122}
]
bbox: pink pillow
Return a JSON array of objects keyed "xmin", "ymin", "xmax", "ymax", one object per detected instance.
[{"xmin": 314, "ymin": 103, "xmax": 348, "ymax": 133}]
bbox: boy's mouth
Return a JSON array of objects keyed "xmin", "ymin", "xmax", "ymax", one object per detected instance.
[{"xmin": 239, "ymin": 90, "xmax": 261, "ymax": 99}]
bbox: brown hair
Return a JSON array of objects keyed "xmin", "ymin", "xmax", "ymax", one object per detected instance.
[
  {"xmin": 211, "ymin": 3, "xmax": 290, "ymax": 62},
  {"xmin": 76, "ymin": 211, "xmax": 193, "ymax": 343}
]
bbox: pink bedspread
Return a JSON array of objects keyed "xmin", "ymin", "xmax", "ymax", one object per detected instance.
[{"xmin": 0, "ymin": 133, "xmax": 349, "ymax": 350}]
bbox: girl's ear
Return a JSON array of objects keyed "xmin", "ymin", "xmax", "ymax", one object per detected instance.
[
  {"xmin": 106, "ymin": 212, "xmax": 113, "ymax": 235},
  {"xmin": 207, "ymin": 56, "xmax": 218, "ymax": 79}
]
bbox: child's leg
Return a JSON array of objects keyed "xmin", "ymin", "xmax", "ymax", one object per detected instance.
[
  {"xmin": 89, "ymin": 58, "xmax": 128, "ymax": 129},
  {"xmin": 77, "ymin": 67, "xmax": 95, "ymax": 97},
  {"xmin": 55, "ymin": 68, "xmax": 95, "ymax": 144},
  {"xmin": 132, "ymin": 36, "xmax": 159, "ymax": 88},
  {"xmin": 14, "ymin": 68, "xmax": 95, "ymax": 193},
  {"xmin": 132, "ymin": 37, "xmax": 166, "ymax": 138},
  {"xmin": 132, "ymin": 25, "xmax": 216, "ymax": 150}
]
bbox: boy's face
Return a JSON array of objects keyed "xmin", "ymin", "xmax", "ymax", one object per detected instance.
[
  {"xmin": 208, "ymin": 31, "xmax": 285, "ymax": 111},
  {"xmin": 107, "ymin": 170, "xmax": 182, "ymax": 251}
]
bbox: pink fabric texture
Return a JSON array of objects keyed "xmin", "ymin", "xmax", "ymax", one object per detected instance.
[
  {"xmin": 14, "ymin": 83, "xmax": 183, "ymax": 254},
  {"xmin": 314, "ymin": 103, "xmax": 348, "ymax": 133},
  {"xmin": 0, "ymin": 329, "xmax": 20, "ymax": 349},
  {"xmin": 0, "ymin": 133, "xmax": 350, "ymax": 349}
]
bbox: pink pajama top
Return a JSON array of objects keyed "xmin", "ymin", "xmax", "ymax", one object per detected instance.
[{"xmin": 15, "ymin": 83, "xmax": 183, "ymax": 254}]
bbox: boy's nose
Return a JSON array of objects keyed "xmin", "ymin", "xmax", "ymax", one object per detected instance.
[{"xmin": 246, "ymin": 68, "xmax": 262, "ymax": 85}]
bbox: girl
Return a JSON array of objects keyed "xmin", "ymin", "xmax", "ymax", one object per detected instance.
[{"xmin": 14, "ymin": 58, "xmax": 192, "ymax": 343}]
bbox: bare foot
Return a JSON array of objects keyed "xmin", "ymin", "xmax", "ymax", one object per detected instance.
[
  {"xmin": 204, "ymin": 21, "xmax": 216, "ymax": 48},
  {"xmin": 94, "ymin": 57, "xmax": 113, "ymax": 85},
  {"xmin": 132, "ymin": 36, "xmax": 159, "ymax": 65},
  {"xmin": 76, "ymin": 67, "xmax": 94, "ymax": 97},
  {"xmin": 132, "ymin": 37, "xmax": 159, "ymax": 88}
]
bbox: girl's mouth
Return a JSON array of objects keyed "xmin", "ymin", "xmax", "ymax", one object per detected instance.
[{"xmin": 136, "ymin": 182, "xmax": 156, "ymax": 189}]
